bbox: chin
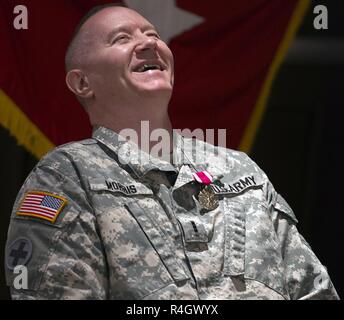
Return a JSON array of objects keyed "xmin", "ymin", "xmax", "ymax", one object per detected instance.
[{"xmin": 136, "ymin": 85, "xmax": 173, "ymax": 98}]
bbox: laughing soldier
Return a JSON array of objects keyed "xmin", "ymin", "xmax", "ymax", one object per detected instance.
[{"xmin": 5, "ymin": 4, "xmax": 339, "ymax": 300}]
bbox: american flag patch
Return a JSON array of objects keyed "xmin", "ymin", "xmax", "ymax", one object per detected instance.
[{"xmin": 16, "ymin": 191, "xmax": 67, "ymax": 223}]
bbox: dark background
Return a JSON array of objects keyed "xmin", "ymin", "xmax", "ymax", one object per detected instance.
[
  {"xmin": 252, "ymin": 0, "xmax": 344, "ymax": 299},
  {"xmin": 1, "ymin": 0, "xmax": 343, "ymax": 299}
]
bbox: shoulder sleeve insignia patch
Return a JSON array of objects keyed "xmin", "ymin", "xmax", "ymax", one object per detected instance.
[
  {"xmin": 6, "ymin": 237, "xmax": 33, "ymax": 270},
  {"xmin": 16, "ymin": 191, "xmax": 68, "ymax": 223}
]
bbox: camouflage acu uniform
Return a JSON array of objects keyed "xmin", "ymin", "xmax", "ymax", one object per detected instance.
[{"xmin": 5, "ymin": 126, "xmax": 339, "ymax": 300}]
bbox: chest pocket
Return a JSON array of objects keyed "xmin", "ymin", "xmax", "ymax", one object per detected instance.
[
  {"xmin": 88, "ymin": 177, "xmax": 190, "ymax": 299},
  {"xmin": 125, "ymin": 201, "xmax": 190, "ymax": 283},
  {"xmin": 222, "ymin": 198, "xmax": 246, "ymax": 277},
  {"xmin": 244, "ymin": 199, "xmax": 288, "ymax": 299},
  {"xmin": 218, "ymin": 180, "xmax": 288, "ymax": 299},
  {"xmin": 212, "ymin": 176, "xmax": 260, "ymax": 278}
]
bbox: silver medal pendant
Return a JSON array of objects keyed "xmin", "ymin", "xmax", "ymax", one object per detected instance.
[{"xmin": 198, "ymin": 185, "xmax": 219, "ymax": 211}]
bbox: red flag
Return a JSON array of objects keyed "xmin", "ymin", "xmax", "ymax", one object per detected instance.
[
  {"xmin": 0, "ymin": 0, "xmax": 309, "ymax": 158},
  {"xmin": 169, "ymin": 0, "xmax": 309, "ymax": 150}
]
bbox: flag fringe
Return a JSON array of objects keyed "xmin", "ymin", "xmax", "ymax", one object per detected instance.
[
  {"xmin": 0, "ymin": 89, "xmax": 54, "ymax": 159},
  {"xmin": 239, "ymin": 0, "xmax": 311, "ymax": 153}
]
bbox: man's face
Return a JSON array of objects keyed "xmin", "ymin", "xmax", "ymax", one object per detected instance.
[{"xmin": 82, "ymin": 7, "xmax": 174, "ymax": 103}]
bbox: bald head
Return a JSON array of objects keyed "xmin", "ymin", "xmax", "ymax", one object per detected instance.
[{"xmin": 65, "ymin": 4, "xmax": 174, "ymax": 115}]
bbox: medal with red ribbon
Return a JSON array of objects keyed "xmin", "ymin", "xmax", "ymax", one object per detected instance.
[
  {"xmin": 192, "ymin": 171, "xmax": 213, "ymax": 185},
  {"xmin": 192, "ymin": 171, "xmax": 219, "ymax": 212},
  {"xmin": 180, "ymin": 139, "xmax": 219, "ymax": 212}
]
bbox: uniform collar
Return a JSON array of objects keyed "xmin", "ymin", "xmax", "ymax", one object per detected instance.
[
  {"xmin": 92, "ymin": 126, "xmax": 177, "ymax": 178},
  {"xmin": 173, "ymin": 133, "xmax": 228, "ymax": 188},
  {"xmin": 92, "ymin": 126, "xmax": 226, "ymax": 187}
]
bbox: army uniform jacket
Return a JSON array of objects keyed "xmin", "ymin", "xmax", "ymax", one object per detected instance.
[{"xmin": 5, "ymin": 126, "xmax": 339, "ymax": 300}]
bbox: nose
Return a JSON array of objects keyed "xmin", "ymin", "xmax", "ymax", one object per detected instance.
[{"xmin": 135, "ymin": 33, "xmax": 158, "ymax": 53}]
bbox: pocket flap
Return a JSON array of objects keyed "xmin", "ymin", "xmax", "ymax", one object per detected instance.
[{"xmin": 125, "ymin": 202, "xmax": 189, "ymax": 282}]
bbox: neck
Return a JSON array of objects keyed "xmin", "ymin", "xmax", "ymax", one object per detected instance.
[{"xmin": 89, "ymin": 96, "xmax": 174, "ymax": 158}]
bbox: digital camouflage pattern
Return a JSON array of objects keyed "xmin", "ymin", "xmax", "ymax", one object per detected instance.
[{"xmin": 5, "ymin": 126, "xmax": 339, "ymax": 300}]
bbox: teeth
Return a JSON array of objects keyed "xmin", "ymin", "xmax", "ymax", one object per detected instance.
[{"xmin": 136, "ymin": 64, "xmax": 161, "ymax": 72}]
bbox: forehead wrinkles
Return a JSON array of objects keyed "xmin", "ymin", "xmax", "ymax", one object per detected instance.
[
  {"xmin": 105, "ymin": 22, "xmax": 157, "ymax": 41},
  {"xmin": 85, "ymin": 8, "xmax": 155, "ymax": 41}
]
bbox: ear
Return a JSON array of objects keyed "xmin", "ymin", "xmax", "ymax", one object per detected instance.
[{"xmin": 65, "ymin": 70, "xmax": 93, "ymax": 99}]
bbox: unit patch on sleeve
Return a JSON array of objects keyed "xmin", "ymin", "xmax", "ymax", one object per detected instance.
[{"xmin": 16, "ymin": 191, "xmax": 68, "ymax": 223}]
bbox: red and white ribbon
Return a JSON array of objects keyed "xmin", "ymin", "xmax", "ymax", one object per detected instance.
[{"xmin": 192, "ymin": 171, "xmax": 213, "ymax": 185}]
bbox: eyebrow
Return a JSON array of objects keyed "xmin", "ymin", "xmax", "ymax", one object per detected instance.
[{"xmin": 105, "ymin": 23, "xmax": 158, "ymax": 43}]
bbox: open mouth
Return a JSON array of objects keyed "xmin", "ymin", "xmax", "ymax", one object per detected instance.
[{"xmin": 133, "ymin": 63, "xmax": 164, "ymax": 73}]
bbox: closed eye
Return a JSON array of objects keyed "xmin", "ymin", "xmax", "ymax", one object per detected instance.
[
  {"xmin": 112, "ymin": 33, "xmax": 131, "ymax": 44},
  {"xmin": 146, "ymin": 32, "xmax": 160, "ymax": 39}
]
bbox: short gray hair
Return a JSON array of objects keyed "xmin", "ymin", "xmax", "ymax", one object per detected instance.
[{"xmin": 65, "ymin": 3, "xmax": 125, "ymax": 72}]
